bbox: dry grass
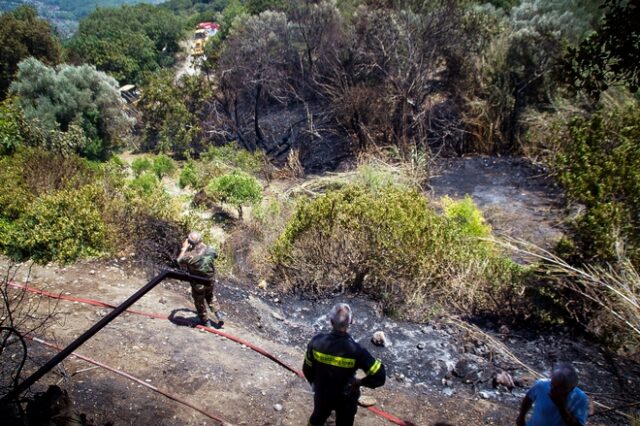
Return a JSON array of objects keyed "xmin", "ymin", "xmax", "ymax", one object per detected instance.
[
  {"xmin": 284, "ymin": 154, "xmax": 429, "ymax": 198},
  {"xmin": 498, "ymin": 237, "xmax": 640, "ymax": 353}
]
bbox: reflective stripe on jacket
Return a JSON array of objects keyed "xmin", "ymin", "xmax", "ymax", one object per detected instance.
[{"xmin": 303, "ymin": 331, "xmax": 386, "ymax": 397}]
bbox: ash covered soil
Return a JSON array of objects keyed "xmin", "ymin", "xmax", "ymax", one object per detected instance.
[
  {"xmin": 429, "ymin": 155, "xmax": 566, "ymax": 250},
  {"xmin": 3, "ymin": 155, "xmax": 639, "ymax": 425},
  {"xmin": 4, "ymin": 258, "xmax": 639, "ymax": 426}
]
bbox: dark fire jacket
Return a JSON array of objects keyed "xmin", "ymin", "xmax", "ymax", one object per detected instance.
[{"xmin": 303, "ymin": 330, "xmax": 386, "ymax": 398}]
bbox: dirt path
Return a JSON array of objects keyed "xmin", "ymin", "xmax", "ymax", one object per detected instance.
[
  {"xmin": 175, "ymin": 39, "xmax": 201, "ymax": 81},
  {"xmin": 4, "ymin": 259, "xmax": 521, "ymax": 425},
  {"xmin": 4, "ymin": 257, "xmax": 638, "ymax": 425}
]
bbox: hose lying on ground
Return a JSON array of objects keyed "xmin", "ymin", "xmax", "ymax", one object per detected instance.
[
  {"xmin": 26, "ymin": 335, "xmax": 230, "ymax": 424},
  {"xmin": 9, "ymin": 281, "xmax": 412, "ymax": 425}
]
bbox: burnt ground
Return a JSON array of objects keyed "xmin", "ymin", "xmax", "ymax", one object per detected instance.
[
  {"xmin": 3, "ymin": 257, "xmax": 639, "ymax": 426},
  {"xmin": 429, "ymin": 156, "xmax": 565, "ymax": 249},
  {"xmin": 3, "ymin": 260, "xmax": 520, "ymax": 426}
]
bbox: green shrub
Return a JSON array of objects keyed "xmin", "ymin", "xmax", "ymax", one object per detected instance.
[
  {"xmin": 206, "ymin": 171, "xmax": 262, "ymax": 218},
  {"xmin": 0, "ymin": 148, "xmax": 96, "ymax": 220},
  {"xmin": 129, "ymin": 173, "xmax": 162, "ymax": 197},
  {"xmin": 178, "ymin": 160, "xmax": 199, "ymax": 189},
  {"xmin": 272, "ymin": 182, "xmax": 523, "ymax": 319},
  {"xmin": 0, "ymin": 98, "xmax": 26, "ymax": 156},
  {"xmin": 551, "ymin": 101, "xmax": 640, "ymax": 267},
  {"xmin": 7, "ymin": 185, "xmax": 109, "ymax": 263},
  {"xmin": 202, "ymin": 143, "xmax": 265, "ymax": 175},
  {"xmin": 10, "ymin": 58, "xmax": 133, "ymax": 160},
  {"xmin": 152, "ymin": 154, "xmax": 177, "ymax": 179},
  {"xmin": 131, "ymin": 157, "xmax": 152, "ymax": 177},
  {"xmin": 0, "ymin": 147, "xmax": 187, "ymax": 265}
]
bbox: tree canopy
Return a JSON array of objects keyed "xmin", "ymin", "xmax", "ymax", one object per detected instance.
[
  {"xmin": 565, "ymin": 0, "xmax": 640, "ymax": 98},
  {"xmin": 65, "ymin": 4, "xmax": 185, "ymax": 83},
  {"xmin": 10, "ymin": 58, "xmax": 134, "ymax": 159},
  {"xmin": 0, "ymin": 5, "xmax": 61, "ymax": 98}
]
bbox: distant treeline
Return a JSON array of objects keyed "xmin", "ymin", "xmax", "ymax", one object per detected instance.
[{"xmin": 0, "ymin": 0, "xmax": 164, "ymax": 36}]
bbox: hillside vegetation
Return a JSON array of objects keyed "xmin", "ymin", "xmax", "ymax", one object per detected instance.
[
  {"xmin": 0, "ymin": 0, "xmax": 165, "ymax": 36},
  {"xmin": 0, "ymin": 0, "xmax": 639, "ymax": 359}
]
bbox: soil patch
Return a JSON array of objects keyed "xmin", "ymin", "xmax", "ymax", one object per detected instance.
[{"xmin": 3, "ymin": 259, "xmax": 638, "ymax": 425}]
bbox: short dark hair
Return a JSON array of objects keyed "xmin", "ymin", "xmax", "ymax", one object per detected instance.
[{"xmin": 552, "ymin": 363, "xmax": 579, "ymax": 388}]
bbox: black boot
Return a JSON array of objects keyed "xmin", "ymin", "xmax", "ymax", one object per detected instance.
[
  {"xmin": 200, "ymin": 318, "xmax": 214, "ymax": 328},
  {"xmin": 214, "ymin": 311, "xmax": 225, "ymax": 327}
]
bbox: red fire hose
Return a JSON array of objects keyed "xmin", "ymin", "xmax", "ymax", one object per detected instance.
[
  {"xmin": 9, "ymin": 281, "xmax": 412, "ymax": 425},
  {"xmin": 26, "ymin": 335, "xmax": 230, "ymax": 424}
]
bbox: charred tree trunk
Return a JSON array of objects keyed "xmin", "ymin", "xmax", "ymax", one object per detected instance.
[{"xmin": 254, "ymin": 84, "xmax": 267, "ymax": 150}]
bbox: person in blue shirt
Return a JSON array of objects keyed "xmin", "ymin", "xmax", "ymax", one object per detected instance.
[{"xmin": 516, "ymin": 363, "xmax": 589, "ymax": 426}]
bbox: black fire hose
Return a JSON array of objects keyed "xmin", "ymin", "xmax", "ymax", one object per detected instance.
[{"xmin": 0, "ymin": 269, "xmax": 208, "ymax": 404}]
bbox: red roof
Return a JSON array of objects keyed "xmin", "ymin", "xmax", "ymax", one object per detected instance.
[{"xmin": 197, "ymin": 22, "xmax": 220, "ymax": 30}]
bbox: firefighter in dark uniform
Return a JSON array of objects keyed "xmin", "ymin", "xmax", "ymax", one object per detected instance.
[{"xmin": 303, "ymin": 303, "xmax": 386, "ymax": 426}]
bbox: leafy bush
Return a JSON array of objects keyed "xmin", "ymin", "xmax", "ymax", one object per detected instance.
[
  {"xmin": 5, "ymin": 185, "xmax": 109, "ymax": 263},
  {"xmin": 272, "ymin": 181, "xmax": 524, "ymax": 319},
  {"xmin": 10, "ymin": 58, "xmax": 133, "ymax": 160},
  {"xmin": 131, "ymin": 157, "xmax": 152, "ymax": 177},
  {"xmin": 523, "ymin": 98, "xmax": 640, "ymax": 350},
  {"xmin": 0, "ymin": 148, "xmax": 96, "ymax": 220},
  {"xmin": 0, "ymin": 98, "xmax": 27, "ymax": 156},
  {"xmin": 152, "ymin": 154, "xmax": 177, "ymax": 179},
  {"xmin": 0, "ymin": 147, "xmax": 182, "ymax": 266},
  {"xmin": 178, "ymin": 160, "xmax": 199, "ymax": 189},
  {"xmin": 206, "ymin": 171, "xmax": 262, "ymax": 218},
  {"xmin": 547, "ymin": 101, "xmax": 640, "ymax": 267},
  {"xmin": 128, "ymin": 173, "xmax": 161, "ymax": 196},
  {"xmin": 137, "ymin": 72, "xmax": 215, "ymax": 157},
  {"xmin": 202, "ymin": 143, "xmax": 266, "ymax": 175}
]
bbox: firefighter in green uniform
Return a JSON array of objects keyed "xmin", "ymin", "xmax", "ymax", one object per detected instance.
[
  {"xmin": 177, "ymin": 231, "xmax": 225, "ymax": 327},
  {"xmin": 303, "ymin": 303, "xmax": 386, "ymax": 426}
]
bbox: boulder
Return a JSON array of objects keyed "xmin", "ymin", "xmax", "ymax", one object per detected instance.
[
  {"xmin": 358, "ymin": 395, "xmax": 377, "ymax": 407},
  {"xmin": 493, "ymin": 371, "xmax": 515, "ymax": 390},
  {"xmin": 371, "ymin": 331, "xmax": 389, "ymax": 347}
]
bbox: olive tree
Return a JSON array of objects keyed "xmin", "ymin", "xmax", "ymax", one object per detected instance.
[{"xmin": 10, "ymin": 58, "xmax": 134, "ymax": 160}]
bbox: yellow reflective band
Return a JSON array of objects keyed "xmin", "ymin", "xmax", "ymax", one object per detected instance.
[
  {"xmin": 305, "ymin": 353, "xmax": 313, "ymax": 367},
  {"xmin": 312, "ymin": 350, "xmax": 356, "ymax": 368},
  {"xmin": 366, "ymin": 359, "xmax": 381, "ymax": 376}
]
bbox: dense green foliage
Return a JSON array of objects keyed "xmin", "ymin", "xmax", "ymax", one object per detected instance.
[
  {"xmin": 178, "ymin": 159, "xmax": 198, "ymax": 189},
  {"xmin": 131, "ymin": 157, "xmax": 152, "ymax": 177},
  {"xmin": 565, "ymin": 0, "xmax": 640, "ymax": 98},
  {"xmin": 10, "ymin": 58, "xmax": 133, "ymax": 159},
  {"xmin": 0, "ymin": 1, "xmax": 166, "ymax": 37},
  {"xmin": 65, "ymin": 4, "xmax": 185, "ymax": 83},
  {"xmin": 152, "ymin": 154, "xmax": 177, "ymax": 179},
  {"xmin": 201, "ymin": 143, "xmax": 266, "ymax": 175},
  {"xmin": 206, "ymin": 171, "xmax": 262, "ymax": 218},
  {"xmin": 551, "ymin": 102, "xmax": 640, "ymax": 267},
  {"xmin": 174, "ymin": 143, "xmax": 266, "ymax": 191},
  {"xmin": 0, "ymin": 147, "xmax": 188, "ymax": 264},
  {"xmin": 138, "ymin": 71, "xmax": 212, "ymax": 156},
  {"xmin": 272, "ymin": 179, "xmax": 523, "ymax": 318},
  {"xmin": 7, "ymin": 185, "xmax": 109, "ymax": 263},
  {"xmin": 0, "ymin": 6, "xmax": 61, "ymax": 98},
  {"xmin": 0, "ymin": 148, "xmax": 104, "ymax": 262},
  {"xmin": 0, "ymin": 98, "xmax": 28, "ymax": 155}
]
